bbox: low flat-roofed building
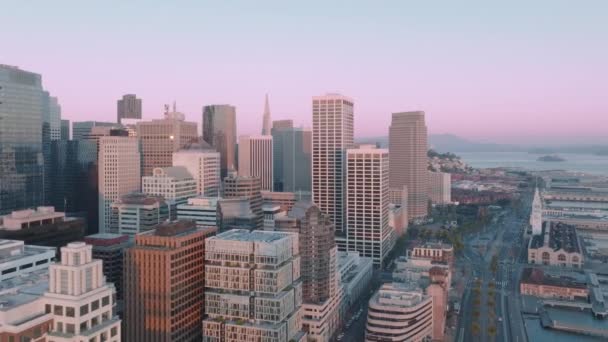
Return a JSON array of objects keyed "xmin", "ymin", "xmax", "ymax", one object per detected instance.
[
  {"xmin": 528, "ymin": 221, "xmax": 584, "ymax": 268},
  {"xmin": 411, "ymin": 241, "xmax": 454, "ymax": 265},
  {"xmin": 0, "ymin": 240, "xmax": 55, "ymax": 282},
  {"xmin": 520, "ymin": 267, "xmax": 588, "ymax": 301},
  {"xmin": 0, "ymin": 207, "xmax": 85, "ymax": 251},
  {"xmin": 261, "ymin": 191, "xmax": 311, "ymax": 212},
  {"xmin": 109, "ymin": 192, "xmax": 169, "ymax": 236},
  {"xmin": 177, "ymin": 196, "xmax": 221, "ymax": 229}
]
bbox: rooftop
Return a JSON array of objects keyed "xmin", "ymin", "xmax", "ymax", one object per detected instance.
[
  {"xmin": 115, "ymin": 192, "xmax": 166, "ymax": 206},
  {"xmin": 521, "ymin": 267, "xmax": 587, "ymax": 289},
  {"xmin": 150, "ymin": 166, "xmax": 194, "ymax": 180},
  {"xmin": 213, "ymin": 229, "xmax": 292, "ymax": 243},
  {"xmin": 530, "ymin": 221, "xmax": 581, "ymax": 253}
]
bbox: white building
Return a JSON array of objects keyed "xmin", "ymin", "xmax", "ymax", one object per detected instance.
[
  {"xmin": 345, "ymin": 145, "xmax": 395, "ymax": 265},
  {"xmin": 0, "ymin": 206, "xmax": 64, "ymax": 231},
  {"xmin": 142, "ymin": 166, "xmax": 197, "ymax": 218},
  {"xmin": 110, "ymin": 193, "xmax": 169, "ymax": 236},
  {"xmin": 531, "ymin": 187, "xmax": 543, "ymax": 235},
  {"xmin": 238, "ymin": 135, "xmax": 274, "ymax": 191},
  {"xmin": 172, "ymin": 148, "xmax": 221, "ymax": 197},
  {"xmin": 203, "ymin": 229, "xmax": 306, "ymax": 342},
  {"xmin": 98, "ymin": 135, "xmax": 140, "ymax": 232},
  {"xmin": 312, "ymin": 94, "xmax": 354, "ymax": 234},
  {"xmin": 177, "ymin": 196, "xmax": 220, "ymax": 229},
  {"xmin": 365, "ymin": 283, "xmax": 433, "ymax": 342},
  {"xmin": 429, "ymin": 171, "xmax": 451, "ymax": 205},
  {"xmin": 337, "ymin": 251, "xmax": 373, "ymax": 309},
  {"xmin": 43, "ymin": 242, "xmax": 121, "ymax": 341},
  {"xmin": 0, "ymin": 239, "xmax": 55, "ymax": 282}
]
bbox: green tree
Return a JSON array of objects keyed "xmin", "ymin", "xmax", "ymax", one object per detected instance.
[{"xmin": 472, "ymin": 322, "xmax": 481, "ymax": 336}]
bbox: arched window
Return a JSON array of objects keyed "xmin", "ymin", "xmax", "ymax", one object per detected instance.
[
  {"xmin": 572, "ymin": 256, "xmax": 579, "ymax": 263},
  {"xmin": 558, "ymin": 254, "xmax": 566, "ymax": 261}
]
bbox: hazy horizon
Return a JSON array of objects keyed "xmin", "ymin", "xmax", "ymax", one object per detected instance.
[{"xmin": 2, "ymin": 1, "xmax": 607, "ymax": 143}]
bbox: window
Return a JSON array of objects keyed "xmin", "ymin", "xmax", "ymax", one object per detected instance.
[
  {"xmin": 91, "ymin": 299, "xmax": 100, "ymax": 311},
  {"xmin": 66, "ymin": 324, "xmax": 75, "ymax": 334},
  {"xmin": 102, "ymin": 296, "xmax": 110, "ymax": 306},
  {"xmin": 45, "ymin": 304, "xmax": 51, "ymax": 313},
  {"xmin": 80, "ymin": 304, "xmax": 89, "ymax": 315},
  {"xmin": 66, "ymin": 306, "xmax": 75, "ymax": 317},
  {"xmin": 111, "ymin": 327, "xmax": 118, "ymax": 337},
  {"xmin": 54, "ymin": 305, "xmax": 63, "ymax": 316}
]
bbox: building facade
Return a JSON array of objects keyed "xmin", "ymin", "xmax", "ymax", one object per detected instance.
[
  {"xmin": 116, "ymin": 94, "xmax": 142, "ymax": 123},
  {"xmin": 223, "ymin": 173, "xmax": 264, "ymax": 229},
  {"xmin": 271, "ymin": 122, "xmax": 312, "ymax": 194},
  {"xmin": 202, "ymin": 104, "xmax": 237, "ymax": 178},
  {"xmin": 72, "ymin": 121, "xmax": 118, "ymax": 141},
  {"xmin": 43, "ymin": 242, "xmax": 121, "ymax": 342},
  {"xmin": 173, "ymin": 148, "xmax": 221, "ymax": 197},
  {"xmin": 142, "ymin": 166, "xmax": 197, "ymax": 218},
  {"xmin": 429, "ymin": 171, "xmax": 451, "ymax": 205},
  {"xmin": 531, "ymin": 187, "xmax": 543, "ymax": 235},
  {"xmin": 389, "ymin": 111, "xmax": 429, "ymax": 220},
  {"xmin": 109, "ymin": 193, "xmax": 169, "ymax": 236},
  {"xmin": 84, "ymin": 233, "xmax": 131, "ymax": 300},
  {"xmin": 124, "ymin": 222, "xmax": 215, "ymax": 342},
  {"xmin": 528, "ymin": 222, "xmax": 583, "ymax": 268},
  {"xmin": 238, "ymin": 135, "xmax": 274, "ymax": 191},
  {"xmin": 312, "ymin": 94, "xmax": 354, "ymax": 234},
  {"xmin": 98, "ymin": 135, "xmax": 140, "ymax": 232},
  {"xmin": 136, "ymin": 107, "xmax": 198, "ymax": 176},
  {"xmin": 177, "ymin": 197, "xmax": 221, "ymax": 229},
  {"xmin": 0, "ymin": 239, "xmax": 55, "ymax": 282},
  {"xmin": 202, "ymin": 229, "xmax": 306, "ymax": 342},
  {"xmin": 345, "ymin": 146, "xmax": 395, "ymax": 266}
]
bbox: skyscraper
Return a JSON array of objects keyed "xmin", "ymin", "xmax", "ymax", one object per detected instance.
[
  {"xmin": 60, "ymin": 119, "xmax": 70, "ymax": 140},
  {"xmin": 428, "ymin": 171, "xmax": 451, "ymax": 205},
  {"xmin": 346, "ymin": 145, "xmax": 395, "ymax": 265},
  {"xmin": 173, "ymin": 145, "xmax": 221, "ymax": 197},
  {"xmin": 389, "ymin": 111, "xmax": 429, "ymax": 220},
  {"xmin": 98, "ymin": 135, "xmax": 140, "ymax": 232},
  {"xmin": 202, "ymin": 229, "xmax": 305, "ymax": 342},
  {"xmin": 223, "ymin": 173, "xmax": 264, "ymax": 229},
  {"xmin": 124, "ymin": 221, "xmax": 215, "ymax": 342},
  {"xmin": 262, "ymin": 93, "xmax": 271, "ymax": 135},
  {"xmin": 271, "ymin": 121, "xmax": 312, "ymax": 193},
  {"xmin": 238, "ymin": 135, "xmax": 273, "ymax": 191},
  {"xmin": 43, "ymin": 242, "xmax": 122, "ymax": 342},
  {"xmin": 202, "ymin": 104, "xmax": 237, "ymax": 178},
  {"xmin": 0, "ymin": 65, "xmax": 46, "ymax": 214},
  {"xmin": 312, "ymin": 94, "xmax": 354, "ymax": 234},
  {"xmin": 137, "ymin": 105, "xmax": 198, "ymax": 176},
  {"xmin": 116, "ymin": 94, "xmax": 142, "ymax": 123},
  {"xmin": 42, "ymin": 93, "xmax": 62, "ymax": 204},
  {"xmin": 72, "ymin": 121, "xmax": 118, "ymax": 140}
]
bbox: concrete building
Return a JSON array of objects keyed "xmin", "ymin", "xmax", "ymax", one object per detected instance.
[
  {"xmin": 173, "ymin": 146, "xmax": 221, "ymax": 197},
  {"xmin": 218, "ymin": 198, "xmax": 258, "ymax": 231},
  {"xmin": 124, "ymin": 221, "xmax": 215, "ymax": 342},
  {"xmin": 312, "ymin": 94, "xmax": 354, "ymax": 234},
  {"xmin": 0, "ymin": 207, "xmax": 85, "ymax": 251},
  {"xmin": 365, "ymin": 283, "xmax": 433, "ymax": 342},
  {"xmin": 337, "ymin": 251, "xmax": 373, "ymax": 309},
  {"xmin": 520, "ymin": 267, "xmax": 588, "ymax": 300},
  {"xmin": 142, "ymin": 166, "xmax": 197, "ymax": 219},
  {"xmin": 116, "ymin": 94, "xmax": 142, "ymax": 123},
  {"xmin": 263, "ymin": 205, "xmax": 287, "ymax": 230},
  {"xmin": 528, "ymin": 222, "xmax": 584, "ymax": 268},
  {"xmin": 271, "ymin": 121, "xmax": 312, "ymax": 193},
  {"xmin": 411, "ymin": 241, "xmax": 455, "ymax": 266},
  {"xmin": 84, "ymin": 234, "xmax": 131, "ymax": 300},
  {"xmin": 274, "ymin": 201, "xmax": 342, "ymax": 341},
  {"xmin": 0, "ymin": 239, "xmax": 55, "ymax": 282},
  {"xmin": 202, "ymin": 229, "xmax": 306, "ymax": 342},
  {"xmin": 223, "ymin": 173, "xmax": 264, "ymax": 229},
  {"xmin": 98, "ymin": 135, "xmax": 140, "ymax": 232},
  {"xmin": 177, "ymin": 196, "xmax": 221, "ymax": 229},
  {"xmin": 389, "ymin": 204, "xmax": 407, "ymax": 237},
  {"xmin": 389, "ymin": 111, "xmax": 429, "ymax": 220},
  {"xmin": 429, "ymin": 171, "xmax": 451, "ymax": 205},
  {"xmin": 345, "ymin": 146, "xmax": 395, "ymax": 266},
  {"xmin": 0, "ymin": 288, "xmax": 53, "ymax": 342},
  {"xmin": 262, "ymin": 191, "xmax": 309, "ymax": 212},
  {"xmin": 202, "ymin": 104, "xmax": 237, "ymax": 178},
  {"xmin": 109, "ymin": 193, "xmax": 169, "ymax": 236},
  {"xmin": 531, "ymin": 187, "xmax": 543, "ymax": 235},
  {"xmin": 43, "ymin": 242, "xmax": 121, "ymax": 342},
  {"xmin": 136, "ymin": 105, "xmax": 198, "ymax": 176},
  {"xmin": 238, "ymin": 135, "xmax": 274, "ymax": 191}
]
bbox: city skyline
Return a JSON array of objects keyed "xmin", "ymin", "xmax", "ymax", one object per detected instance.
[{"xmin": 2, "ymin": 1, "xmax": 607, "ymax": 143}]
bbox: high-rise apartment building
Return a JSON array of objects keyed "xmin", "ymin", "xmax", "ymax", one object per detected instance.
[
  {"xmin": 428, "ymin": 171, "xmax": 451, "ymax": 205},
  {"xmin": 365, "ymin": 283, "xmax": 433, "ymax": 342},
  {"xmin": 274, "ymin": 201, "xmax": 341, "ymax": 341},
  {"xmin": 262, "ymin": 94, "xmax": 272, "ymax": 135},
  {"xmin": 223, "ymin": 173, "xmax": 264, "ymax": 229},
  {"xmin": 202, "ymin": 229, "xmax": 306, "ymax": 342},
  {"xmin": 124, "ymin": 221, "xmax": 216, "ymax": 342},
  {"xmin": 202, "ymin": 104, "xmax": 237, "ymax": 178},
  {"xmin": 312, "ymin": 94, "xmax": 354, "ymax": 234},
  {"xmin": 173, "ymin": 145, "xmax": 221, "ymax": 197},
  {"xmin": 109, "ymin": 193, "xmax": 169, "ymax": 236},
  {"xmin": 142, "ymin": 166, "xmax": 197, "ymax": 218},
  {"xmin": 43, "ymin": 242, "xmax": 122, "ymax": 342},
  {"xmin": 389, "ymin": 111, "xmax": 429, "ymax": 219},
  {"xmin": 0, "ymin": 65, "xmax": 46, "ymax": 214},
  {"xmin": 345, "ymin": 146, "xmax": 395, "ymax": 266},
  {"xmin": 238, "ymin": 135, "xmax": 273, "ymax": 191},
  {"xmin": 98, "ymin": 135, "xmax": 140, "ymax": 232},
  {"xmin": 272, "ymin": 121, "xmax": 312, "ymax": 193},
  {"xmin": 61, "ymin": 119, "xmax": 70, "ymax": 140},
  {"xmin": 137, "ymin": 106, "xmax": 198, "ymax": 176},
  {"xmin": 116, "ymin": 94, "xmax": 142, "ymax": 123}
]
